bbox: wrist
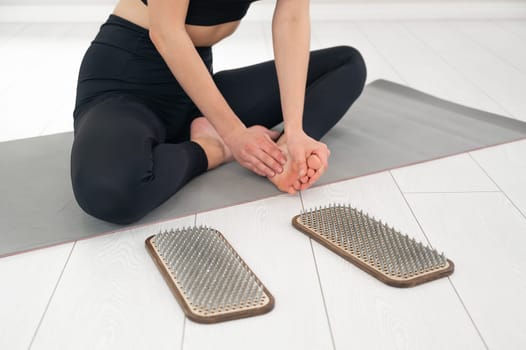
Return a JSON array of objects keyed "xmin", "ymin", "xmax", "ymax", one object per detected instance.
[
  {"xmin": 284, "ymin": 127, "xmax": 305, "ymax": 138},
  {"xmin": 212, "ymin": 112, "xmax": 245, "ymax": 139},
  {"xmin": 222, "ymin": 123, "xmax": 246, "ymax": 145}
]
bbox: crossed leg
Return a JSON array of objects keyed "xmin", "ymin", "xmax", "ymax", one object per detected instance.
[
  {"xmin": 207, "ymin": 45, "xmax": 367, "ymax": 192},
  {"xmin": 70, "ymin": 45, "xmax": 366, "ymax": 225}
]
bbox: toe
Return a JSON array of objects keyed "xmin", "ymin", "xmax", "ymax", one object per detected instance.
[{"xmin": 307, "ymin": 154, "xmax": 323, "ymax": 170}]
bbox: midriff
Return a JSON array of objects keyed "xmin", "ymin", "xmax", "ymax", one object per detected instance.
[{"xmin": 112, "ymin": 0, "xmax": 242, "ymax": 47}]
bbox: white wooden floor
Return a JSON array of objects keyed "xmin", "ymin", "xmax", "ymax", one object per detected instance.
[{"xmin": 1, "ymin": 17, "xmax": 526, "ymax": 350}]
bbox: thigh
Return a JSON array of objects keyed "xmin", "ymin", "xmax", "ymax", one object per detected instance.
[
  {"xmin": 212, "ymin": 46, "xmax": 358, "ymax": 128},
  {"xmin": 70, "ymin": 93, "xmax": 209, "ymax": 225},
  {"xmin": 71, "ymin": 94, "xmax": 166, "ymax": 185}
]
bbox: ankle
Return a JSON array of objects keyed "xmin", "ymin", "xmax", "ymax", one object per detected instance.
[{"xmin": 192, "ymin": 137, "xmax": 224, "ymax": 170}]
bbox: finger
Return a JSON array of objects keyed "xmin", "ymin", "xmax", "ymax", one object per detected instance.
[
  {"xmin": 251, "ymin": 166, "xmax": 267, "ymax": 177},
  {"xmin": 241, "ymin": 146, "xmax": 275, "ymax": 176},
  {"xmin": 265, "ymin": 129, "xmax": 282, "ymax": 141},
  {"xmin": 249, "ymin": 155, "xmax": 276, "ymax": 177},
  {"xmin": 261, "ymin": 138, "xmax": 287, "ymax": 166},
  {"xmin": 256, "ymin": 148, "xmax": 284, "ymax": 174},
  {"xmin": 243, "ymin": 161, "xmax": 267, "ymax": 177}
]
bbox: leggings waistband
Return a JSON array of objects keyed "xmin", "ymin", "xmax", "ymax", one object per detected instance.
[
  {"xmin": 98, "ymin": 14, "xmax": 212, "ymax": 58},
  {"xmin": 107, "ymin": 13, "xmax": 149, "ymax": 35}
]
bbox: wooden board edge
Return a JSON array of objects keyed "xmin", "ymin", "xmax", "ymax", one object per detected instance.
[
  {"xmin": 291, "ymin": 215, "xmax": 454, "ymax": 288},
  {"xmin": 144, "ymin": 233, "xmax": 274, "ymax": 324}
]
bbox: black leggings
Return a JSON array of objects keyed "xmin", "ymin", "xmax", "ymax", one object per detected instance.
[{"xmin": 71, "ymin": 14, "xmax": 367, "ymax": 225}]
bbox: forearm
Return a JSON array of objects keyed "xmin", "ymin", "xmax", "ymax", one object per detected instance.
[
  {"xmin": 272, "ymin": 0, "xmax": 310, "ymax": 136},
  {"xmin": 150, "ymin": 30, "xmax": 245, "ymax": 138}
]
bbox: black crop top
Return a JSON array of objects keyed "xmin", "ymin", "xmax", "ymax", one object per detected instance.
[{"xmin": 140, "ymin": 0, "xmax": 261, "ymax": 26}]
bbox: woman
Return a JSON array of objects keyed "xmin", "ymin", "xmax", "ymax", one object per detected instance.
[{"xmin": 71, "ymin": 0, "xmax": 367, "ymax": 225}]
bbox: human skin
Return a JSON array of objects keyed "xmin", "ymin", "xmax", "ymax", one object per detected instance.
[
  {"xmin": 190, "ymin": 117, "xmax": 325, "ymax": 194},
  {"xmin": 115, "ymin": 0, "xmax": 330, "ymax": 192}
]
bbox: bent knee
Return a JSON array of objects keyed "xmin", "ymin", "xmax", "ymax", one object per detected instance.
[
  {"xmin": 338, "ymin": 45, "xmax": 367, "ymax": 87},
  {"xmin": 71, "ymin": 173, "xmax": 144, "ymax": 225}
]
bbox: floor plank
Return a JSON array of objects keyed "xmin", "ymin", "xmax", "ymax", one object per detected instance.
[
  {"xmin": 391, "ymin": 153, "xmax": 498, "ymax": 193},
  {"xmin": 406, "ymin": 191, "xmax": 526, "ymax": 349},
  {"xmin": 451, "ymin": 20, "xmax": 526, "ymax": 75},
  {"xmin": 404, "ymin": 20, "xmax": 526, "ymax": 122},
  {"xmin": 0, "ymin": 23, "xmax": 26, "ymax": 49},
  {"xmin": 39, "ymin": 22, "xmax": 102, "ymax": 137},
  {"xmin": 494, "ymin": 19, "xmax": 526, "ymax": 41},
  {"xmin": 184, "ymin": 195, "xmax": 334, "ymax": 350},
  {"xmin": 300, "ymin": 172, "xmax": 485, "ymax": 350},
  {"xmin": 30, "ymin": 216, "xmax": 194, "ymax": 350},
  {"xmin": 213, "ymin": 21, "xmax": 271, "ymax": 72},
  {"xmin": 355, "ymin": 20, "xmax": 507, "ymax": 116},
  {"xmin": 311, "ymin": 20, "xmax": 403, "ymax": 85},
  {"xmin": 470, "ymin": 139, "xmax": 526, "ymax": 216},
  {"xmin": 0, "ymin": 23, "xmax": 75, "ymax": 142},
  {"xmin": 1, "ymin": 18, "xmax": 525, "ymax": 350},
  {"xmin": 0, "ymin": 243, "xmax": 73, "ymax": 350}
]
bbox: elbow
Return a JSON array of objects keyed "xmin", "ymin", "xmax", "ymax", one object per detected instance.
[
  {"xmin": 148, "ymin": 28, "xmax": 166, "ymax": 52},
  {"xmin": 148, "ymin": 27, "xmax": 173, "ymax": 47},
  {"xmin": 148, "ymin": 26, "xmax": 187, "ymax": 54},
  {"xmin": 273, "ymin": 0, "xmax": 310, "ymax": 23},
  {"xmin": 272, "ymin": 10, "xmax": 310, "ymax": 38},
  {"xmin": 148, "ymin": 28, "xmax": 161, "ymax": 46}
]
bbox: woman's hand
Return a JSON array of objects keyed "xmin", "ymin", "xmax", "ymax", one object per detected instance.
[
  {"xmin": 285, "ymin": 129, "xmax": 330, "ymax": 191},
  {"xmin": 224, "ymin": 125, "xmax": 287, "ymax": 177}
]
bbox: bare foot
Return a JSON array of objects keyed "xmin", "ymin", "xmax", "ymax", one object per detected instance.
[
  {"xmin": 268, "ymin": 139, "xmax": 298, "ymax": 194},
  {"xmin": 302, "ymin": 153, "xmax": 323, "ymax": 187},
  {"xmin": 268, "ymin": 135, "xmax": 324, "ymax": 193},
  {"xmin": 297, "ymin": 153, "xmax": 323, "ymax": 185},
  {"xmin": 307, "ymin": 153, "xmax": 322, "ymax": 176},
  {"xmin": 190, "ymin": 117, "xmax": 233, "ymax": 170}
]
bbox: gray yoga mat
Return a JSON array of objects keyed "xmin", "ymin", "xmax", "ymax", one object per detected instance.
[{"xmin": 2, "ymin": 79, "xmax": 526, "ymax": 258}]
